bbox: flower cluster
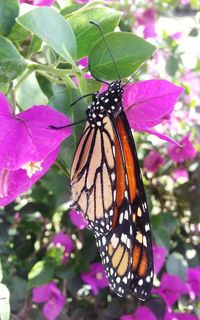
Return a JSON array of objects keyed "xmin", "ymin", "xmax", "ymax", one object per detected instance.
[{"xmin": 0, "ymin": 93, "xmax": 71, "ymax": 206}]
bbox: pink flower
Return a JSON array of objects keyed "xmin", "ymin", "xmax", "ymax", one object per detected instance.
[
  {"xmin": 164, "ymin": 311, "xmax": 198, "ymax": 320},
  {"xmin": 81, "ymin": 262, "xmax": 108, "ymax": 295},
  {"xmin": 172, "ymin": 168, "xmax": 189, "ymax": 182},
  {"xmin": 135, "ymin": 9, "xmax": 157, "ymax": 39},
  {"xmin": 180, "ymin": 0, "xmax": 190, "ymax": 5},
  {"xmin": 69, "ymin": 210, "xmax": 88, "ymax": 229},
  {"xmin": 14, "ymin": 212, "xmax": 21, "ymax": 223},
  {"xmin": 78, "ymin": 57, "xmax": 88, "ymax": 68},
  {"xmin": 75, "ymin": 0, "xmax": 92, "ymax": 3},
  {"xmin": 168, "ymin": 134, "xmax": 197, "ymax": 163},
  {"xmin": 171, "ymin": 32, "xmax": 182, "ymax": 40},
  {"xmin": 144, "ymin": 149, "xmax": 165, "ymax": 173},
  {"xmin": 20, "ymin": 0, "xmax": 55, "ymax": 6},
  {"xmin": 187, "ymin": 266, "xmax": 200, "ymax": 297},
  {"xmin": 123, "ymin": 80, "xmax": 184, "ymax": 145},
  {"xmin": 52, "ymin": 232, "xmax": 74, "ymax": 263},
  {"xmin": 32, "ymin": 282, "xmax": 65, "ymax": 320},
  {"xmin": 153, "ymin": 245, "xmax": 168, "ymax": 275},
  {"xmin": 183, "ymin": 70, "xmax": 200, "ymax": 104},
  {"xmin": 0, "ymin": 93, "xmax": 71, "ymax": 206},
  {"xmin": 120, "ymin": 306, "xmax": 157, "ymax": 320},
  {"xmin": 152, "ymin": 273, "xmax": 188, "ymax": 307}
]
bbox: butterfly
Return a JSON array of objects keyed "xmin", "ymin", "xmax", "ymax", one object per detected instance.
[{"xmin": 70, "ymin": 79, "xmax": 154, "ymax": 300}]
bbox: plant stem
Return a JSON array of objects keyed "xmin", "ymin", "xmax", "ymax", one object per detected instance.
[
  {"xmin": 10, "ymin": 89, "xmax": 16, "ymax": 114},
  {"xmin": 13, "ymin": 69, "xmax": 33, "ymax": 93},
  {"xmin": 29, "ymin": 63, "xmax": 75, "ymax": 77}
]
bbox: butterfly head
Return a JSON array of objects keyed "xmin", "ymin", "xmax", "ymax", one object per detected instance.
[
  {"xmin": 87, "ymin": 80, "xmax": 123, "ymax": 128},
  {"xmin": 108, "ymin": 80, "xmax": 123, "ymax": 95}
]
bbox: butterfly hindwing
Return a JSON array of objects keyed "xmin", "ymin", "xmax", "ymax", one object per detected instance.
[{"xmin": 95, "ymin": 111, "xmax": 153, "ymax": 300}]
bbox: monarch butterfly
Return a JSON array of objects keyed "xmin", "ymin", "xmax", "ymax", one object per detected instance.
[{"xmin": 70, "ymin": 22, "xmax": 154, "ymax": 300}]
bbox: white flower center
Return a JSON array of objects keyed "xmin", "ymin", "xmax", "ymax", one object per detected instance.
[
  {"xmin": 96, "ymin": 272, "xmax": 103, "ymax": 280},
  {"xmin": 21, "ymin": 161, "xmax": 43, "ymax": 178},
  {"xmin": 0, "ymin": 169, "xmax": 9, "ymax": 198}
]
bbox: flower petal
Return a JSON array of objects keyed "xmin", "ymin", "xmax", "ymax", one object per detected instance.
[
  {"xmin": 121, "ymin": 306, "xmax": 157, "ymax": 320},
  {"xmin": 144, "ymin": 150, "xmax": 165, "ymax": 173},
  {"xmin": 168, "ymin": 134, "xmax": 197, "ymax": 163},
  {"xmin": 153, "ymin": 245, "xmax": 168, "ymax": 274},
  {"xmin": 0, "ymin": 92, "xmax": 12, "ymax": 116},
  {"xmin": 0, "ymin": 148, "xmax": 59, "ymax": 206},
  {"xmin": 81, "ymin": 262, "xmax": 108, "ymax": 295},
  {"xmin": 123, "ymin": 80, "xmax": 184, "ymax": 129},
  {"xmin": 0, "ymin": 103, "xmax": 71, "ymax": 170},
  {"xmin": 137, "ymin": 126, "xmax": 182, "ymax": 146},
  {"xmin": 32, "ymin": 282, "xmax": 57, "ymax": 303},
  {"xmin": 42, "ymin": 285, "xmax": 65, "ymax": 320},
  {"xmin": 20, "ymin": 0, "xmax": 56, "ymax": 6},
  {"xmin": 69, "ymin": 210, "xmax": 88, "ymax": 229},
  {"xmin": 152, "ymin": 273, "xmax": 188, "ymax": 306}
]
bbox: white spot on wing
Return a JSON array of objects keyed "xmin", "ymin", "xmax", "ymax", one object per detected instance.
[
  {"xmin": 138, "ymin": 279, "xmax": 143, "ymax": 286},
  {"xmin": 111, "ymin": 234, "xmax": 119, "ymax": 249}
]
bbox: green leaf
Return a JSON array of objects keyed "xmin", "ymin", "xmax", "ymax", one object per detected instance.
[
  {"xmin": 89, "ymin": 32, "xmax": 156, "ymax": 80},
  {"xmin": 189, "ymin": 28, "xmax": 199, "ymax": 37},
  {"xmin": 0, "ymin": 0, "xmax": 19, "ymax": 36},
  {"xmin": 0, "ymin": 82, "xmax": 10, "ymax": 94},
  {"xmin": 0, "ymin": 36, "xmax": 27, "ymax": 83},
  {"xmin": 41, "ymin": 168, "xmax": 69, "ymax": 196},
  {"xmin": 49, "ymin": 85, "xmax": 72, "ymax": 115},
  {"xmin": 15, "ymin": 72, "xmax": 48, "ymax": 110},
  {"xmin": 28, "ymin": 35, "xmax": 42, "ymax": 57},
  {"xmin": 166, "ymin": 56, "xmax": 179, "ymax": 77},
  {"xmin": 9, "ymin": 276, "xmax": 27, "ymax": 313},
  {"xmin": 68, "ymin": 6, "xmax": 121, "ymax": 59},
  {"xmin": 166, "ymin": 252, "xmax": 188, "ymax": 281},
  {"xmin": 28, "ymin": 260, "xmax": 55, "ymax": 288},
  {"xmin": 0, "ymin": 283, "xmax": 10, "ymax": 320},
  {"xmin": 61, "ymin": 3, "xmax": 83, "ymax": 16},
  {"xmin": 8, "ymin": 22, "xmax": 30, "ymax": 42},
  {"xmin": 17, "ymin": 7, "xmax": 77, "ymax": 66}
]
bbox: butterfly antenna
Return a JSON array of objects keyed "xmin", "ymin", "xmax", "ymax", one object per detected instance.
[
  {"xmin": 48, "ymin": 118, "xmax": 86, "ymax": 130},
  {"xmin": 89, "ymin": 20, "xmax": 121, "ymax": 81},
  {"xmin": 122, "ymin": 57, "xmax": 151, "ymax": 88}
]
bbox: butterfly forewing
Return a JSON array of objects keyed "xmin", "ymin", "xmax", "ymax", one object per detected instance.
[{"xmin": 70, "ymin": 116, "xmax": 116, "ymax": 234}]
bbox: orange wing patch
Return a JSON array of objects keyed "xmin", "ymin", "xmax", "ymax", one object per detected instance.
[
  {"xmin": 112, "ymin": 130, "xmax": 126, "ymax": 229},
  {"xmin": 132, "ymin": 244, "xmax": 148, "ymax": 277},
  {"xmin": 116, "ymin": 117, "xmax": 136, "ymax": 203}
]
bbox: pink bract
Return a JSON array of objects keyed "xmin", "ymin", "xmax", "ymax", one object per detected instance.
[
  {"xmin": 168, "ymin": 134, "xmax": 197, "ymax": 163},
  {"xmin": 135, "ymin": 8, "xmax": 157, "ymax": 39},
  {"xmin": 0, "ymin": 92, "xmax": 71, "ymax": 206},
  {"xmin": 20, "ymin": 0, "xmax": 56, "ymax": 6},
  {"xmin": 152, "ymin": 273, "xmax": 188, "ymax": 307},
  {"xmin": 144, "ymin": 149, "xmax": 165, "ymax": 173},
  {"xmin": 32, "ymin": 282, "xmax": 65, "ymax": 320},
  {"xmin": 69, "ymin": 210, "xmax": 88, "ymax": 229},
  {"xmin": 153, "ymin": 245, "xmax": 168, "ymax": 275},
  {"xmin": 52, "ymin": 232, "xmax": 74, "ymax": 263},
  {"xmin": 164, "ymin": 311, "xmax": 198, "ymax": 320},
  {"xmin": 123, "ymin": 80, "xmax": 184, "ymax": 145},
  {"xmin": 120, "ymin": 306, "xmax": 157, "ymax": 320},
  {"xmin": 187, "ymin": 266, "xmax": 200, "ymax": 297},
  {"xmin": 81, "ymin": 262, "xmax": 108, "ymax": 295},
  {"xmin": 172, "ymin": 168, "xmax": 189, "ymax": 182}
]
